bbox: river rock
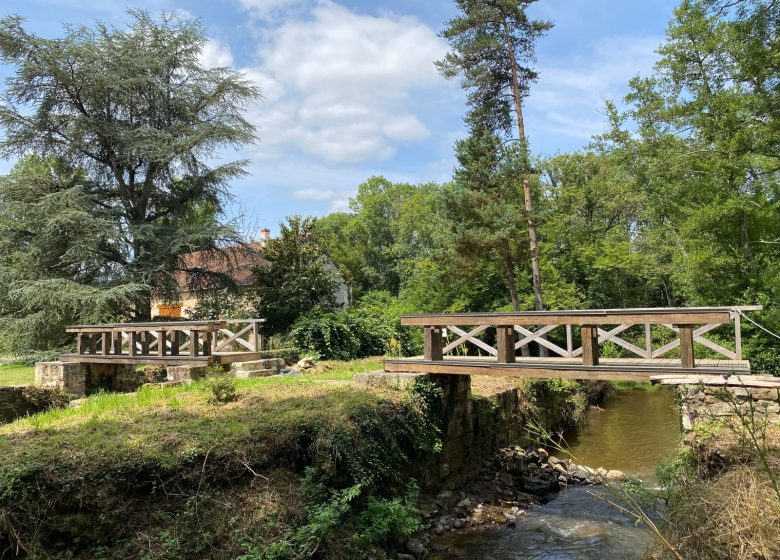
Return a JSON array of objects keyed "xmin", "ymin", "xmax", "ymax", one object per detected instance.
[
  {"xmin": 396, "ymin": 554, "xmax": 416, "ymax": 560},
  {"xmin": 605, "ymin": 469, "xmax": 625, "ymax": 481},
  {"xmin": 436, "ymin": 490, "xmax": 458, "ymax": 508},
  {"xmin": 406, "ymin": 537, "xmax": 427, "ymax": 556},
  {"xmin": 537, "ymin": 448, "xmax": 549, "ymax": 461},
  {"xmin": 456, "ymin": 497, "xmax": 473, "ymax": 509},
  {"xmin": 496, "ymin": 471, "xmax": 514, "ymax": 486},
  {"xmin": 524, "ymin": 476, "xmax": 555, "ymax": 495},
  {"xmin": 572, "ymin": 468, "xmax": 591, "ymax": 481}
]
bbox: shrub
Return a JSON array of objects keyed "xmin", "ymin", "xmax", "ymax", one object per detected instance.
[
  {"xmin": 208, "ymin": 376, "xmax": 238, "ymax": 404},
  {"xmin": 291, "ymin": 292, "xmax": 419, "ymax": 360}
]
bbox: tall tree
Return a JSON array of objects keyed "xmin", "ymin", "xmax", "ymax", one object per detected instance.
[
  {"xmin": 0, "ymin": 156, "xmax": 141, "ymax": 354},
  {"xmin": 448, "ymin": 123, "xmax": 530, "ymax": 311},
  {"xmin": 610, "ymin": 0, "xmax": 779, "ymax": 309},
  {"xmin": 252, "ymin": 216, "xmax": 339, "ymax": 335},
  {"xmin": 438, "ymin": 0, "xmax": 552, "ymax": 311},
  {"xmin": 0, "ymin": 10, "xmax": 259, "ymax": 320}
]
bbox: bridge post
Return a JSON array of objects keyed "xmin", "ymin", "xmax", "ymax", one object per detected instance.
[
  {"xmin": 496, "ymin": 326, "xmax": 515, "ymax": 363},
  {"xmin": 581, "ymin": 325, "xmax": 599, "ymax": 366},
  {"xmin": 424, "ymin": 326, "xmax": 443, "ymax": 361},
  {"xmin": 676, "ymin": 324, "xmax": 695, "ymax": 369}
]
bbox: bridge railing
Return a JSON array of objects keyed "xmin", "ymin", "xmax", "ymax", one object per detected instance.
[
  {"xmin": 65, "ymin": 318, "xmax": 266, "ymax": 359},
  {"xmin": 400, "ymin": 307, "xmax": 762, "ymax": 369}
]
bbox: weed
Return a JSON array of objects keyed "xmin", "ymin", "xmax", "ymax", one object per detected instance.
[{"xmin": 208, "ymin": 376, "xmax": 238, "ymax": 404}]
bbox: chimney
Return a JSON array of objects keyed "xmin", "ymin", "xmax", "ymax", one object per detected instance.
[{"xmin": 259, "ymin": 228, "xmax": 271, "ymax": 246}]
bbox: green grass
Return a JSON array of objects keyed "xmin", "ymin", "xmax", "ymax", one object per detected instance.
[
  {"xmin": 0, "ymin": 362, "xmax": 34, "ymax": 386},
  {"xmin": 0, "ymin": 356, "xmax": 439, "ymax": 558}
]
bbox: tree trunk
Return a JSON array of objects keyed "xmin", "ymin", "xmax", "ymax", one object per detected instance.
[
  {"xmin": 503, "ymin": 247, "xmax": 528, "ymax": 356},
  {"xmin": 503, "ymin": 246, "xmax": 520, "ymax": 312},
  {"xmin": 504, "ymin": 21, "xmax": 544, "ymax": 313}
]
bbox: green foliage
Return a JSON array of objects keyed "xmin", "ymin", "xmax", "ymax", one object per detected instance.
[
  {"xmin": 207, "ymin": 375, "xmax": 238, "ymax": 405},
  {"xmin": 291, "ymin": 292, "xmax": 418, "ymax": 360},
  {"xmin": 518, "ymin": 378, "xmax": 588, "ymax": 432},
  {"xmin": 252, "ymin": 215, "xmax": 340, "ymax": 335},
  {"xmin": 350, "ymin": 487, "xmax": 421, "ymax": 550},
  {"xmin": 657, "ymin": 446, "xmax": 698, "ymax": 488},
  {"xmin": 0, "ymin": 11, "xmax": 258, "ymax": 321},
  {"xmin": 186, "ymin": 289, "xmax": 254, "ymax": 321}
]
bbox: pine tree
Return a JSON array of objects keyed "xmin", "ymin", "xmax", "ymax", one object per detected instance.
[{"xmin": 438, "ymin": 0, "xmax": 552, "ymax": 310}]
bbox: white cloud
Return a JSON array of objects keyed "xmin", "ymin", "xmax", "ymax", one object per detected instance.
[
  {"xmin": 528, "ymin": 35, "xmax": 662, "ymax": 140},
  {"xmin": 199, "ymin": 38, "xmax": 234, "ymax": 68},
  {"xmin": 292, "ymin": 187, "xmax": 336, "ymax": 201},
  {"xmin": 239, "ymin": 0, "xmax": 304, "ymax": 18},
  {"xmin": 242, "ymin": 1, "xmax": 449, "ymax": 163}
]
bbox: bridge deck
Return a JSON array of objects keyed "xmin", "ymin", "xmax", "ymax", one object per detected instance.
[
  {"xmin": 384, "ymin": 356, "xmax": 753, "ymax": 382},
  {"xmin": 60, "ymin": 352, "xmax": 266, "ymax": 366}
]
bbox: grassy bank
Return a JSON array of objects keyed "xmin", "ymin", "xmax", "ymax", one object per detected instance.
[
  {"xmin": 0, "ymin": 358, "xmax": 603, "ymax": 559},
  {"xmin": 0, "ymin": 362, "xmax": 34, "ymax": 386},
  {"xmin": 651, "ymin": 408, "xmax": 780, "ymax": 559}
]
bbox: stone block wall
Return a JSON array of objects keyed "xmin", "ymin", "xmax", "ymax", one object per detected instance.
[
  {"xmin": 676, "ymin": 384, "xmax": 780, "ymax": 430},
  {"xmin": 413, "ymin": 374, "xmax": 525, "ymax": 489},
  {"xmin": 35, "ymin": 361, "xmax": 142, "ymax": 397},
  {"xmin": 36, "ymin": 362, "xmax": 87, "ymax": 396}
]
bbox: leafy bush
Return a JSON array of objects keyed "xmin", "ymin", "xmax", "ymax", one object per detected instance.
[
  {"xmin": 208, "ymin": 376, "xmax": 238, "ymax": 404},
  {"xmin": 291, "ymin": 292, "xmax": 418, "ymax": 360}
]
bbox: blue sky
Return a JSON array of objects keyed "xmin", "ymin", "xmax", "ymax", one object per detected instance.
[{"xmin": 1, "ymin": 0, "xmax": 679, "ymax": 235}]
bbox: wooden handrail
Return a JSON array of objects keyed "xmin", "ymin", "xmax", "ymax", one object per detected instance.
[
  {"xmin": 401, "ymin": 306, "xmax": 762, "ymax": 369},
  {"xmin": 400, "ymin": 306, "xmax": 762, "ymax": 327},
  {"xmin": 64, "ymin": 319, "xmax": 267, "ymax": 360}
]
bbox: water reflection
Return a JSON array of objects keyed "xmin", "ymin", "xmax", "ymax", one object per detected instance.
[{"xmin": 564, "ymin": 386, "xmax": 681, "ymax": 482}]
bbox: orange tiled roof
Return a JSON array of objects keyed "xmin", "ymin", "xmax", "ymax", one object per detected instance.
[{"xmin": 174, "ymin": 243, "xmax": 269, "ymax": 291}]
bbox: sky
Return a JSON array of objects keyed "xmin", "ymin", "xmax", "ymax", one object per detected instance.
[{"xmin": 0, "ymin": 0, "xmax": 680, "ymax": 234}]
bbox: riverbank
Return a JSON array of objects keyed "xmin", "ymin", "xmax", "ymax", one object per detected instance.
[
  {"xmin": 650, "ymin": 392, "xmax": 780, "ymax": 560},
  {"xmin": 0, "ymin": 359, "xmax": 606, "ymax": 559}
]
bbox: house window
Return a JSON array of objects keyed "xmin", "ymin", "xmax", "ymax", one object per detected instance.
[{"xmin": 158, "ymin": 303, "xmax": 183, "ymax": 318}]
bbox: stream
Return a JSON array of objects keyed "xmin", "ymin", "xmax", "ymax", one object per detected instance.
[{"xmin": 430, "ymin": 385, "xmax": 681, "ymax": 560}]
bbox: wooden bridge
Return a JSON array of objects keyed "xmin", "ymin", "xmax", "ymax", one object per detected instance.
[
  {"xmin": 384, "ymin": 306, "xmax": 774, "ymax": 385},
  {"xmin": 60, "ymin": 319, "xmax": 267, "ymax": 366}
]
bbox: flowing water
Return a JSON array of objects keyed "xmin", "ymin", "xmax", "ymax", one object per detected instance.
[{"xmin": 430, "ymin": 386, "xmax": 681, "ymax": 560}]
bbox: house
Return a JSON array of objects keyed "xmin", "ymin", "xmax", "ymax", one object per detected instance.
[{"xmin": 151, "ymin": 229, "xmax": 351, "ymax": 318}]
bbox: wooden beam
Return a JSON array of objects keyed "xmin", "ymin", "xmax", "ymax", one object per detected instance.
[
  {"xmin": 423, "ymin": 326, "xmax": 443, "ymax": 361},
  {"xmin": 203, "ymin": 331, "xmax": 212, "ymax": 356},
  {"xmin": 383, "ymin": 359, "xmax": 750, "ymax": 382},
  {"xmin": 401, "ymin": 308, "xmax": 738, "ymax": 327},
  {"xmin": 158, "ymin": 331, "xmax": 167, "ymax": 357},
  {"xmin": 129, "ymin": 332, "xmax": 138, "ymax": 357},
  {"xmin": 581, "ymin": 325, "xmax": 599, "ymax": 366},
  {"xmin": 676, "ymin": 324, "xmax": 695, "ymax": 369},
  {"xmin": 190, "ymin": 331, "xmax": 199, "ymax": 358},
  {"xmin": 171, "ymin": 331, "xmax": 180, "ymax": 356},
  {"xmin": 496, "ymin": 326, "xmax": 515, "ymax": 364},
  {"xmin": 101, "ymin": 332, "xmax": 112, "ymax": 355}
]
